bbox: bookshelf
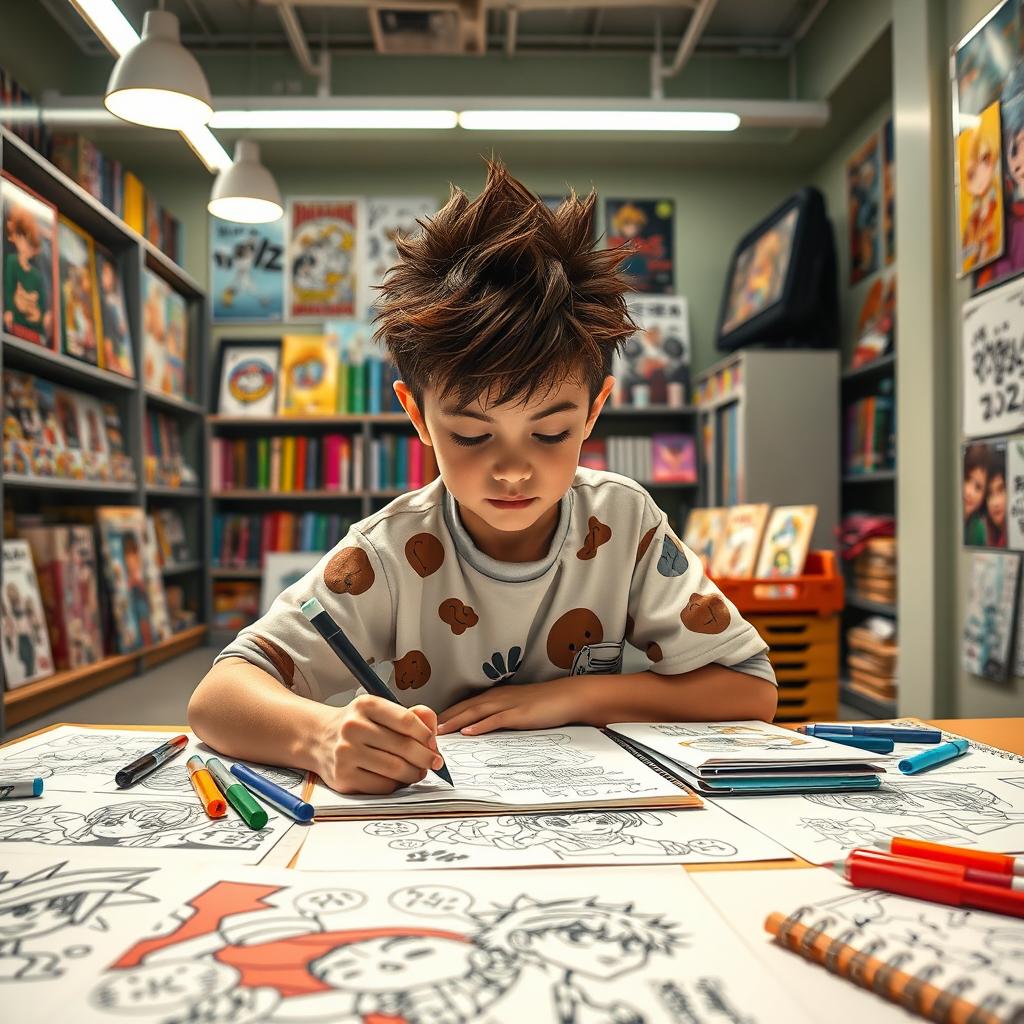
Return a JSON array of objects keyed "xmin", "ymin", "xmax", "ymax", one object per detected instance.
[
  {"xmin": 839, "ymin": 354, "xmax": 897, "ymax": 718},
  {"xmin": 0, "ymin": 126, "xmax": 209, "ymax": 736}
]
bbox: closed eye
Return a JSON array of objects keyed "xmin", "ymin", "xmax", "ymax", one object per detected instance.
[
  {"xmin": 534, "ymin": 430, "xmax": 571, "ymax": 445},
  {"xmin": 450, "ymin": 433, "xmax": 490, "ymax": 447}
]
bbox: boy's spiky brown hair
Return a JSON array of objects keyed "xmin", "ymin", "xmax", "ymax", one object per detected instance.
[{"xmin": 373, "ymin": 159, "xmax": 635, "ymax": 410}]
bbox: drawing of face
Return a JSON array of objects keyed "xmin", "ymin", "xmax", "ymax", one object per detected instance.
[
  {"xmin": 85, "ymin": 810, "xmax": 164, "ymax": 840},
  {"xmin": 533, "ymin": 813, "xmax": 625, "ymax": 837},
  {"xmin": 185, "ymin": 822, "xmax": 264, "ymax": 848},
  {"xmin": 91, "ymin": 961, "xmax": 237, "ymax": 1016},
  {"xmin": 685, "ymin": 838, "xmax": 737, "ymax": 856},
  {"xmin": 518, "ymin": 926, "xmax": 649, "ymax": 979},
  {"xmin": 1009, "ymin": 130, "xmax": 1024, "ymax": 192},
  {"xmin": 0, "ymin": 899, "xmax": 73, "ymax": 940},
  {"xmin": 988, "ymin": 472, "xmax": 1007, "ymax": 528},
  {"xmin": 311, "ymin": 935, "xmax": 475, "ymax": 993},
  {"xmin": 967, "ymin": 139, "xmax": 996, "ymax": 197}
]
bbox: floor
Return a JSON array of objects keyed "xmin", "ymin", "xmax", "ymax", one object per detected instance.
[{"xmin": 5, "ymin": 649, "xmax": 860, "ymax": 741}]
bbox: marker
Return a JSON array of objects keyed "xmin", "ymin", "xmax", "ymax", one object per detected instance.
[
  {"xmin": 875, "ymin": 837, "xmax": 1024, "ymax": 878},
  {"xmin": 230, "ymin": 762, "xmax": 315, "ymax": 822},
  {"xmin": 832, "ymin": 848, "xmax": 1024, "ymax": 918},
  {"xmin": 799, "ymin": 724, "xmax": 942, "ymax": 744},
  {"xmin": 187, "ymin": 755, "xmax": 226, "ymax": 818},
  {"xmin": 300, "ymin": 597, "xmax": 454, "ymax": 787},
  {"xmin": 114, "ymin": 734, "xmax": 189, "ymax": 788},
  {"xmin": 0, "ymin": 778, "xmax": 43, "ymax": 799},
  {"xmin": 205, "ymin": 757, "xmax": 268, "ymax": 829},
  {"xmin": 898, "ymin": 737, "xmax": 970, "ymax": 774},
  {"xmin": 814, "ymin": 734, "xmax": 894, "ymax": 754}
]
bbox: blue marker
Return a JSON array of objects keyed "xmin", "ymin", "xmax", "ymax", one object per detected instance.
[
  {"xmin": 800, "ymin": 724, "xmax": 942, "ymax": 744},
  {"xmin": 817, "ymin": 734, "xmax": 894, "ymax": 754},
  {"xmin": 230, "ymin": 762, "xmax": 315, "ymax": 822},
  {"xmin": 898, "ymin": 737, "xmax": 970, "ymax": 775},
  {"xmin": 0, "ymin": 777, "xmax": 43, "ymax": 799}
]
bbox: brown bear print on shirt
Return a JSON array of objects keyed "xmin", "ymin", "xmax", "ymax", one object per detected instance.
[
  {"xmin": 576, "ymin": 516, "xmax": 612, "ymax": 560},
  {"xmin": 546, "ymin": 608, "xmax": 604, "ymax": 670},
  {"xmin": 394, "ymin": 650, "xmax": 432, "ymax": 689},
  {"xmin": 680, "ymin": 593, "xmax": 731, "ymax": 635},
  {"xmin": 251, "ymin": 635, "xmax": 295, "ymax": 688},
  {"xmin": 324, "ymin": 546, "xmax": 375, "ymax": 596},
  {"xmin": 636, "ymin": 526, "xmax": 657, "ymax": 564},
  {"xmin": 438, "ymin": 598, "xmax": 479, "ymax": 636},
  {"xmin": 406, "ymin": 532, "xmax": 445, "ymax": 578},
  {"xmin": 646, "ymin": 641, "xmax": 663, "ymax": 663}
]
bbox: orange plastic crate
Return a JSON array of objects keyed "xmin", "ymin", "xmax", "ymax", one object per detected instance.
[{"xmin": 712, "ymin": 551, "xmax": 844, "ymax": 616}]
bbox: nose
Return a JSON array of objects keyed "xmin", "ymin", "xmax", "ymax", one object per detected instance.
[{"xmin": 492, "ymin": 452, "xmax": 532, "ymax": 486}]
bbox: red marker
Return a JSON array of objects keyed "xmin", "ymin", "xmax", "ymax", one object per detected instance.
[
  {"xmin": 832, "ymin": 848, "xmax": 1024, "ymax": 919},
  {"xmin": 875, "ymin": 837, "xmax": 1024, "ymax": 877}
]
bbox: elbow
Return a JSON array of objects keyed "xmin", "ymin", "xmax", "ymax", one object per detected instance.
[
  {"xmin": 187, "ymin": 671, "xmax": 218, "ymax": 741},
  {"xmin": 748, "ymin": 678, "xmax": 778, "ymax": 723}
]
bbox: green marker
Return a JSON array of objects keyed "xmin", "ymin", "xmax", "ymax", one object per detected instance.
[{"xmin": 205, "ymin": 757, "xmax": 269, "ymax": 830}]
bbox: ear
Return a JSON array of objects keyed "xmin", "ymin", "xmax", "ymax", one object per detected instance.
[
  {"xmin": 583, "ymin": 376, "xmax": 615, "ymax": 440},
  {"xmin": 394, "ymin": 381, "xmax": 433, "ymax": 447}
]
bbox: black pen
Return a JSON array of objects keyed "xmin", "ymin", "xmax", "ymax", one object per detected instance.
[
  {"xmin": 300, "ymin": 597, "xmax": 454, "ymax": 786},
  {"xmin": 114, "ymin": 734, "xmax": 189, "ymax": 788}
]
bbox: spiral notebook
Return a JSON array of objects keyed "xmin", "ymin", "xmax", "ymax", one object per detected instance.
[{"xmin": 765, "ymin": 888, "xmax": 1023, "ymax": 1024}]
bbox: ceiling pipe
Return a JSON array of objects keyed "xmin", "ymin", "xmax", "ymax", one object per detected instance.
[
  {"xmin": 659, "ymin": 0, "xmax": 718, "ymax": 80},
  {"xmin": 276, "ymin": 1, "xmax": 330, "ymax": 94},
  {"xmin": 506, "ymin": 6, "xmax": 518, "ymax": 56}
]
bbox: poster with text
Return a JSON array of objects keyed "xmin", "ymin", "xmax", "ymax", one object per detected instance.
[
  {"xmin": 210, "ymin": 216, "xmax": 284, "ymax": 322},
  {"xmin": 961, "ymin": 277, "xmax": 1024, "ymax": 438},
  {"xmin": 1009, "ymin": 436, "xmax": 1024, "ymax": 548},
  {"xmin": 286, "ymin": 197, "xmax": 361, "ymax": 319},
  {"xmin": 364, "ymin": 196, "xmax": 435, "ymax": 315},
  {"xmin": 604, "ymin": 198, "xmax": 675, "ymax": 294}
]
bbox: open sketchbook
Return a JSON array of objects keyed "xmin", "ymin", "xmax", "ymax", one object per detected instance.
[{"xmin": 310, "ymin": 727, "xmax": 701, "ymax": 818}]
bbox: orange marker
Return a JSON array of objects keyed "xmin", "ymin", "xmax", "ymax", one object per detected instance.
[
  {"xmin": 187, "ymin": 755, "xmax": 226, "ymax": 818},
  {"xmin": 876, "ymin": 837, "xmax": 1024, "ymax": 877}
]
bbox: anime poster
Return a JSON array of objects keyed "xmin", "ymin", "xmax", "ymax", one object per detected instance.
[
  {"xmin": 615, "ymin": 296, "xmax": 690, "ymax": 406},
  {"xmin": 958, "ymin": 100, "xmax": 1006, "ymax": 275},
  {"xmin": 363, "ymin": 196, "xmax": 434, "ymax": 314},
  {"xmin": 604, "ymin": 198, "xmax": 675, "ymax": 294},
  {"xmin": 754, "ymin": 505, "xmax": 817, "ymax": 578},
  {"xmin": 278, "ymin": 333, "xmax": 339, "ymax": 415},
  {"xmin": 94, "ymin": 249, "xmax": 134, "ymax": 377},
  {"xmin": 1008, "ymin": 435, "xmax": 1024, "ymax": 548},
  {"xmin": 953, "ymin": 0, "xmax": 1022, "ymax": 123},
  {"xmin": 210, "ymin": 216, "xmax": 284, "ymax": 322},
  {"xmin": 882, "ymin": 117, "xmax": 895, "ymax": 264},
  {"xmin": 846, "ymin": 131, "xmax": 882, "ymax": 284},
  {"xmin": 1, "ymin": 539, "xmax": 54, "ymax": 688},
  {"xmin": 56, "ymin": 217, "xmax": 101, "ymax": 366},
  {"xmin": 963, "ymin": 549, "xmax": 1021, "ymax": 680},
  {"xmin": 720, "ymin": 208, "xmax": 798, "ymax": 334},
  {"xmin": 2, "ymin": 172, "xmax": 58, "ymax": 349},
  {"xmin": 141, "ymin": 269, "xmax": 189, "ymax": 401},
  {"xmin": 287, "ymin": 197, "xmax": 361, "ymax": 319},
  {"xmin": 963, "ymin": 439, "xmax": 1008, "ymax": 547}
]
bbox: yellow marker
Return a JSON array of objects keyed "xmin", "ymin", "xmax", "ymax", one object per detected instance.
[{"xmin": 187, "ymin": 755, "xmax": 226, "ymax": 818}]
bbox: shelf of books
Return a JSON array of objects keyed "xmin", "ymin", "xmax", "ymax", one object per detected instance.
[{"xmin": 0, "ymin": 125, "xmax": 208, "ymax": 734}]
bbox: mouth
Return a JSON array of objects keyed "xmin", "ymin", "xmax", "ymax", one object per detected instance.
[{"xmin": 486, "ymin": 497, "xmax": 537, "ymax": 510}]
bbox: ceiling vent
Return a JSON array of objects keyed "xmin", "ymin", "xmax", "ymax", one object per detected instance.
[{"xmin": 369, "ymin": 1, "xmax": 486, "ymax": 54}]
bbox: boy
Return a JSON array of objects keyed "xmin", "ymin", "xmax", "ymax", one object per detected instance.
[{"xmin": 190, "ymin": 161, "xmax": 777, "ymax": 795}]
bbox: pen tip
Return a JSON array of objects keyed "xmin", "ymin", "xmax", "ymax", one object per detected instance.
[{"xmin": 434, "ymin": 763, "xmax": 455, "ymax": 787}]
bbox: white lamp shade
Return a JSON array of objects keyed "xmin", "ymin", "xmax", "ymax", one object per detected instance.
[
  {"xmin": 105, "ymin": 10, "xmax": 212, "ymax": 130},
  {"xmin": 208, "ymin": 141, "xmax": 283, "ymax": 223}
]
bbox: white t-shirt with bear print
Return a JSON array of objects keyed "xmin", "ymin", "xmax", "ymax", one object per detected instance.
[{"xmin": 215, "ymin": 467, "xmax": 775, "ymax": 707}]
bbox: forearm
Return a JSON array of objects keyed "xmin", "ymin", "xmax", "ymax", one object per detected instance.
[
  {"xmin": 577, "ymin": 665, "xmax": 778, "ymax": 726},
  {"xmin": 187, "ymin": 657, "xmax": 329, "ymax": 774}
]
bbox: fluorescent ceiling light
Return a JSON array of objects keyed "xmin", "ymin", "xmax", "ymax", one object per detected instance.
[
  {"xmin": 208, "ymin": 141, "xmax": 283, "ymax": 224},
  {"xmin": 211, "ymin": 109, "xmax": 458, "ymax": 130},
  {"xmin": 459, "ymin": 110, "xmax": 740, "ymax": 132},
  {"xmin": 181, "ymin": 124, "xmax": 232, "ymax": 173},
  {"xmin": 68, "ymin": 0, "xmax": 139, "ymax": 55}
]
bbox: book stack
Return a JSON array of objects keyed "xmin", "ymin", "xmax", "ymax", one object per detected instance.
[
  {"xmin": 608, "ymin": 720, "xmax": 888, "ymax": 795},
  {"xmin": 368, "ymin": 434, "xmax": 440, "ymax": 491},
  {"xmin": 212, "ymin": 511, "xmax": 355, "ymax": 569},
  {"xmin": 846, "ymin": 617, "xmax": 898, "ymax": 703},
  {"xmin": 851, "ymin": 536, "xmax": 896, "ymax": 607},
  {"xmin": 844, "ymin": 379, "xmax": 895, "ymax": 474},
  {"xmin": 144, "ymin": 410, "xmax": 195, "ymax": 487},
  {"xmin": 580, "ymin": 434, "xmax": 697, "ymax": 484}
]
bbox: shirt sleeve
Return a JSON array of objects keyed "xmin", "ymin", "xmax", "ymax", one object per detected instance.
[
  {"xmin": 214, "ymin": 528, "xmax": 396, "ymax": 702},
  {"xmin": 627, "ymin": 501, "xmax": 774, "ymax": 683}
]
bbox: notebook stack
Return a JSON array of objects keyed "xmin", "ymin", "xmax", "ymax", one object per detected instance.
[{"xmin": 607, "ymin": 720, "xmax": 889, "ymax": 795}]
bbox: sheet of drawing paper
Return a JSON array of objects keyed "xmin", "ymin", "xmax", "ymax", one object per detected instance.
[
  {"xmin": 0, "ymin": 725, "xmax": 313, "ymax": 795},
  {"xmin": 310, "ymin": 726, "xmax": 691, "ymax": 814},
  {"xmin": 696, "ymin": 867, "xmax": 1024, "ymax": 1018},
  {"xmin": 294, "ymin": 801, "xmax": 792, "ymax": 871},
  {"xmin": 609, "ymin": 720, "xmax": 889, "ymax": 768},
  {"xmin": 0, "ymin": 786, "xmax": 297, "ymax": 865},
  {"xmin": 706, "ymin": 771, "xmax": 1024, "ymax": 864},
  {"xmin": 882, "ymin": 719, "xmax": 1024, "ymax": 775},
  {"xmin": 71, "ymin": 864, "xmax": 815, "ymax": 1024}
]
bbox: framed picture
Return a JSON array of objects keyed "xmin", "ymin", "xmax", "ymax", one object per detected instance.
[
  {"xmin": 1, "ymin": 171, "xmax": 58, "ymax": 349},
  {"xmin": 142, "ymin": 268, "xmax": 189, "ymax": 401},
  {"xmin": 216, "ymin": 340, "xmax": 281, "ymax": 416},
  {"xmin": 261, "ymin": 551, "xmax": 324, "ymax": 615},
  {"xmin": 963, "ymin": 439, "xmax": 1008, "ymax": 547},
  {"xmin": 57, "ymin": 216, "xmax": 102, "ymax": 366},
  {"xmin": 95, "ymin": 247, "xmax": 135, "ymax": 378},
  {"xmin": 278, "ymin": 333, "xmax": 339, "ymax": 416},
  {"xmin": 604, "ymin": 198, "xmax": 675, "ymax": 294},
  {"xmin": 616, "ymin": 296, "xmax": 690, "ymax": 406},
  {"xmin": 286, "ymin": 197, "xmax": 362, "ymax": 319},
  {"xmin": 210, "ymin": 216, "xmax": 285, "ymax": 322}
]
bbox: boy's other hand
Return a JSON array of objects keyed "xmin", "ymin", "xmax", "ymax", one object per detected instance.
[
  {"xmin": 437, "ymin": 679, "xmax": 589, "ymax": 736},
  {"xmin": 317, "ymin": 694, "xmax": 444, "ymax": 794}
]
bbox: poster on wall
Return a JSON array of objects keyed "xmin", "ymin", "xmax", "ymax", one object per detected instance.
[
  {"xmin": 953, "ymin": 0, "xmax": 1022, "ymax": 123},
  {"xmin": 963, "ymin": 549, "xmax": 1021, "ymax": 681},
  {"xmin": 957, "ymin": 99, "xmax": 1006, "ymax": 275},
  {"xmin": 883, "ymin": 117, "xmax": 896, "ymax": 265},
  {"xmin": 141, "ymin": 269, "xmax": 189, "ymax": 401},
  {"xmin": 963, "ymin": 438, "xmax": 1008, "ymax": 547},
  {"xmin": 961, "ymin": 276, "xmax": 1024, "ymax": 438},
  {"xmin": 846, "ymin": 131, "xmax": 882, "ymax": 284},
  {"xmin": 1009, "ymin": 436, "xmax": 1024, "ymax": 548},
  {"xmin": 363, "ymin": 196, "xmax": 435, "ymax": 315},
  {"xmin": 286, "ymin": 197, "xmax": 361, "ymax": 319},
  {"xmin": 614, "ymin": 295, "xmax": 690, "ymax": 406},
  {"xmin": 210, "ymin": 216, "xmax": 284, "ymax": 322},
  {"xmin": 604, "ymin": 198, "xmax": 675, "ymax": 294}
]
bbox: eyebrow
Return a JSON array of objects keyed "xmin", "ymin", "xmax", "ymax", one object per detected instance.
[{"xmin": 442, "ymin": 400, "xmax": 580, "ymax": 423}]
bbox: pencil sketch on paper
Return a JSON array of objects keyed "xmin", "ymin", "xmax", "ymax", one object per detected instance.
[
  {"xmin": 0, "ymin": 859, "xmax": 158, "ymax": 983},
  {"xmin": 137, "ymin": 760, "xmax": 306, "ymax": 794},
  {"xmin": 640, "ymin": 722, "xmax": 826, "ymax": 752}
]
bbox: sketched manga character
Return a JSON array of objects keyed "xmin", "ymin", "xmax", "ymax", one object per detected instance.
[
  {"xmin": 0, "ymin": 732, "xmax": 171, "ymax": 785},
  {"xmin": 0, "ymin": 861, "xmax": 155, "ymax": 982}
]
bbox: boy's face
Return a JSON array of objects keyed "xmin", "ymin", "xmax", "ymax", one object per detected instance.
[
  {"xmin": 314, "ymin": 935, "xmax": 474, "ymax": 992},
  {"xmin": 397, "ymin": 373, "xmax": 613, "ymax": 537}
]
